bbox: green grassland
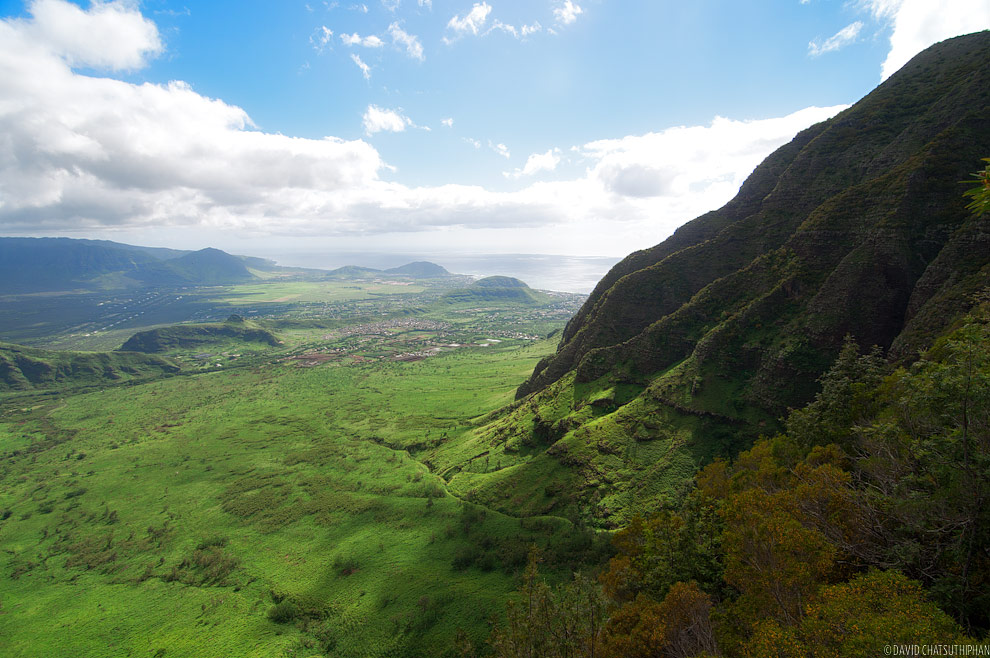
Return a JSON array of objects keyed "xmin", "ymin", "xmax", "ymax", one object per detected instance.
[
  {"xmin": 0, "ymin": 278, "xmax": 602, "ymax": 657},
  {"xmin": 217, "ymin": 280, "xmax": 430, "ymax": 305}
]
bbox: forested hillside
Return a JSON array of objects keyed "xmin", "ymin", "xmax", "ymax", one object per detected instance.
[{"xmin": 488, "ymin": 301, "xmax": 990, "ymax": 655}]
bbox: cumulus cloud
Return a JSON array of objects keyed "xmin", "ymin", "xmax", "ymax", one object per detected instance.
[
  {"xmin": 581, "ymin": 106, "xmax": 846, "ymax": 205},
  {"xmin": 341, "ymin": 32, "xmax": 384, "ymax": 47},
  {"xmin": 505, "ymin": 149, "xmax": 561, "ymax": 179},
  {"xmin": 381, "ymin": 0, "xmax": 400, "ymax": 11},
  {"xmin": 388, "ymin": 21, "xmax": 424, "ymax": 60},
  {"xmin": 447, "ymin": 2, "xmax": 491, "ymax": 37},
  {"xmin": 808, "ymin": 21, "xmax": 863, "ymax": 56},
  {"xmin": 0, "ymin": 0, "xmax": 853, "ymax": 258},
  {"xmin": 21, "ymin": 0, "xmax": 162, "ymax": 70},
  {"xmin": 441, "ymin": 117, "xmax": 454, "ymax": 127},
  {"xmin": 0, "ymin": 2, "xmax": 385, "ymax": 232},
  {"xmin": 418, "ymin": 0, "xmax": 432, "ymax": 8},
  {"xmin": 362, "ymin": 105, "xmax": 412, "ymax": 134},
  {"xmin": 553, "ymin": 0, "xmax": 583, "ymax": 26},
  {"xmin": 863, "ymin": 0, "xmax": 990, "ymax": 80}
]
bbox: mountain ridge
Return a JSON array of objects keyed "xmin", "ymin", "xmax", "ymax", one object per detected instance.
[
  {"xmin": 434, "ymin": 32, "xmax": 990, "ymax": 528},
  {"xmin": 0, "ymin": 238, "xmax": 258, "ymax": 291},
  {"xmin": 519, "ymin": 31, "xmax": 990, "ymax": 405}
]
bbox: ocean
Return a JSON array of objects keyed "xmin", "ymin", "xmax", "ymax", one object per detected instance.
[{"xmin": 263, "ymin": 251, "xmax": 624, "ymax": 295}]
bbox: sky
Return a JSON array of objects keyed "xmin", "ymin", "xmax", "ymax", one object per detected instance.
[{"xmin": 0, "ymin": 0, "xmax": 988, "ymax": 265}]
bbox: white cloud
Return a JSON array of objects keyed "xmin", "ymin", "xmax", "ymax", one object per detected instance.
[
  {"xmin": 0, "ymin": 6, "xmax": 386, "ymax": 233},
  {"xmin": 581, "ymin": 106, "xmax": 845, "ymax": 200},
  {"xmin": 418, "ymin": 0, "xmax": 432, "ymax": 8},
  {"xmin": 521, "ymin": 22, "xmax": 542, "ymax": 36},
  {"xmin": 488, "ymin": 20, "xmax": 542, "ymax": 39},
  {"xmin": 311, "ymin": 25, "xmax": 334, "ymax": 52},
  {"xmin": 341, "ymin": 32, "xmax": 384, "ymax": 47},
  {"xmin": 441, "ymin": 117, "xmax": 454, "ymax": 127},
  {"xmin": 0, "ymin": 0, "xmax": 854, "ymax": 260},
  {"xmin": 388, "ymin": 21, "xmax": 424, "ymax": 60},
  {"xmin": 362, "ymin": 105, "xmax": 412, "ymax": 134},
  {"xmin": 463, "ymin": 137, "xmax": 481, "ymax": 149},
  {"xmin": 381, "ymin": 0, "xmax": 400, "ymax": 11},
  {"xmin": 21, "ymin": 0, "xmax": 162, "ymax": 71},
  {"xmin": 351, "ymin": 53, "xmax": 371, "ymax": 79},
  {"xmin": 553, "ymin": 0, "xmax": 583, "ymax": 26},
  {"xmin": 447, "ymin": 2, "xmax": 491, "ymax": 36},
  {"xmin": 488, "ymin": 20, "xmax": 518, "ymax": 38},
  {"xmin": 505, "ymin": 149, "xmax": 561, "ymax": 179},
  {"xmin": 808, "ymin": 21, "xmax": 863, "ymax": 56},
  {"xmin": 863, "ymin": 0, "xmax": 990, "ymax": 80},
  {"xmin": 489, "ymin": 141, "xmax": 511, "ymax": 158}
]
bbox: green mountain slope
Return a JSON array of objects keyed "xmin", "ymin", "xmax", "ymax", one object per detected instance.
[
  {"xmin": 119, "ymin": 316, "xmax": 280, "ymax": 353},
  {"xmin": 449, "ymin": 32, "xmax": 990, "ymax": 527},
  {"xmin": 384, "ymin": 261, "xmax": 450, "ymax": 277},
  {"xmin": 132, "ymin": 247, "xmax": 256, "ymax": 286},
  {"xmin": 0, "ymin": 239, "xmax": 256, "ymax": 291},
  {"xmin": 0, "ymin": 342, "xmax": 178, "ymax": 392},
  {"xmin": 0, "ymin": 237, "xmax": 162, "ymax": 292},
  {"xmin": 441, "ymin": 276, "xmax": 548, "ymax": 305}
]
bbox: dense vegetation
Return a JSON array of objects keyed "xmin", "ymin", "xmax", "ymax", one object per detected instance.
[
  {"xmin": 0, "ymin": 342, "xmax": 179, "ymax": 392},
  {"xmin": 488, "ymin": 303, "xmax": 989, "ymax": 655}
]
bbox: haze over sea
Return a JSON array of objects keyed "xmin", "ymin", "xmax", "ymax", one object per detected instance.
[{"xmin": 263, "ymin": 251, "xmax": 622, "ymax": 294}]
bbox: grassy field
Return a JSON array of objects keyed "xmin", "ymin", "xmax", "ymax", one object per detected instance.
[
  {"xmin": 0, "ymin": 330, "xmax": 604, "ymax": 657},
  {"xmin": 217, "ymin": 280, "xmax": 429, "ymax": 305}
]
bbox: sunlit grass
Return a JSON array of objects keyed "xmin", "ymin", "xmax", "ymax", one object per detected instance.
[{"xmin": 0, "ymin": 338, "xmax": 586, "ymax": 657}]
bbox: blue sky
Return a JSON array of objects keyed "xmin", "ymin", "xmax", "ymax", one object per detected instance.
[{"xmin": 0, "ymin": 0, "xmax": 987, "ymax": 261}]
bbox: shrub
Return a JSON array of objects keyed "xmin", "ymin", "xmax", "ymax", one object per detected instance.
[
  {"xmin": 196, "ymin": 535, "xmax": 229, "ymax": 550},
  {"xmin": 267, "ymin": 601, "xmax": 299, "ymax": 624},
  {"xmin": 333, "ymin": 555, "xmax": 360, "ymax": 577}
]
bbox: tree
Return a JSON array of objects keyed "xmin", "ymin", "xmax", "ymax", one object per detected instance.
[
  {"xmin": 490, "ymin": 549, "xmax": 611, "ymax": 658},
  {"xmin": 743, "ymin": 570, "xmax": 970, "ymax": 658},
  {"xmin": 962, "ymin": 157, "xmax": 990, "ymax": 216}
]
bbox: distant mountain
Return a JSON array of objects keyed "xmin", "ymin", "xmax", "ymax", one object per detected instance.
[
  {"xmin": 441, "ymin": 276, "xmax": 546, "ymax": 304},
  {"xmin": 384, "ymin": 261, "xmax": 449, "ymax": 277},
  {"xmin": 0, "ymin": 341, "xmax": 178, "ymax": 392},
  {"xmin": 0, "ymin": 237, "xmax": 161, "ymax": 292},
  {"xmin": 119, "ymin": 315, "xmax": 280, "ymax": 353},
  {"xmin": 73, "ymin": 238, "xmax": 190, "ymax": 261},
  {"xmin": 0, "ymin": 238, "xmax": 256, "ymax": 291},
  {"xmin": 326, "ymin": 265, "xmax": 381, "ymax": 278},
  {"xmin": 473, "ymin": 276, "xmax": 528, "ymax": 288},
  {"xmin": 132, "ymin": 248, "xmax": 255, "ymax": 286}
]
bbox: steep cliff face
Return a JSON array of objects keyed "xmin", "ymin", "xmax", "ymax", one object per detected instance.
[
  {"xmin": 435, "ymin": 33, "xmax": 990, "ymax": 528},
  {"xmin": 519, "ymin": 32, "xmax": 990, "ymax": 408}
]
